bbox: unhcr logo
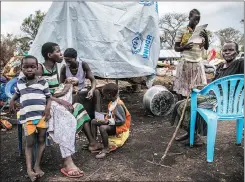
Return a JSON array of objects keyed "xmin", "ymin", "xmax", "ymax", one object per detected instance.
[
  {"xmin": 131, "ymin": 32, "xmax": 143, "ymax": 54},
  {"xmin": 139, "ymin": 0, "xmax": 154, "ymax": 6},
  {"xmin": 142, "ymin": 35, "xmax": 153, "ymax": 59}
]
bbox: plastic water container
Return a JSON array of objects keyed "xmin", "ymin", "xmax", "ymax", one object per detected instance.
[{"xmin": 143, "ymin": 85, "xmax": 176, "ymax": 116}]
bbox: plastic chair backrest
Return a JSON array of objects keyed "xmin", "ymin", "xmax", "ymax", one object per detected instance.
[
  {"xmin": 5, "ymin": 77, "xmax": 18, "ymax": 99},
  {"xmin": 198, "ymin": 74, "xmax": 244, "ymax": 117}
]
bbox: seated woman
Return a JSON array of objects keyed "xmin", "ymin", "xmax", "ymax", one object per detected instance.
[
  {"xmin": 60, "ymin": 48, "xmax": 101, "ymax": 119},
  {"xmin": 172, "ymin": 41, "xmax": 244, "ymax": 144},
  {"xmin": 37, "ymin": 42, "xmax": 102, "ymax": 178}
]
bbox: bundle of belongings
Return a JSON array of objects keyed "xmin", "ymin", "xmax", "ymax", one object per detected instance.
[{"xmin": 202, "ymin": 60, "xmax": 216, "ymax": 83}]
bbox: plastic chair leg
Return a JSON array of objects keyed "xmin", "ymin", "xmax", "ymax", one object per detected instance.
[
  {"xmin": 236, "ymin": 118, "xmax": 244, "ymax": 145},
  {"xmin": 190, "ymin": 110, "xmax": 197, "ymax": 146},
  {"xmin": 17, "ymin": 124, "xmax": 23, "ymax": 156},
  {"xmin": 206, "ymin": 119, "xmax": 218, "ymax": 162}
]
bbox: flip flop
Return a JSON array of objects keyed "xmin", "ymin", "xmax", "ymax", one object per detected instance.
[
  {"xmin": 60, "ymin": 168, "xmax": 84, "ymax": 178},
  {"xmin": 90, "ymin": 149, "xmax": 101, "ymax": 153},
  {"xmin": 95, "ymin": 151, "xmax": 109, "ymax": 159},
  {"xmin": 0, "ymin": 120, "xmax": 12, "ymax": 130},
  {"xmin": 109, "ymin": 146, "xmax": 117, "ymax": 152}
]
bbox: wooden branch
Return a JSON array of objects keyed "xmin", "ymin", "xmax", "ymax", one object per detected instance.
[
  {"xmin": 160, "ymin": 69, "xmax": 200, "ymax": 163},
  {"xmin": 146, "ymin": 160, "xmax": 172, "ymax": 168}
]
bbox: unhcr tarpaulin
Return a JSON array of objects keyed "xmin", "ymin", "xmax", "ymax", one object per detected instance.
[{"xmin": 29, "ymin": 1, "xmax": 160, "ymax": 78}]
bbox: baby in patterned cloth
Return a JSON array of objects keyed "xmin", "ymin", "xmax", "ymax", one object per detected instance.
[{"xmin": 54, "ymin": 77, "xmax": 79, "ymax": 96}]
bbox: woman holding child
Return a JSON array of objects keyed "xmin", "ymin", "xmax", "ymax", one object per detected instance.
[{"xmin": 36, "ymin": 42, "xmax": 102, "ymax": 178}]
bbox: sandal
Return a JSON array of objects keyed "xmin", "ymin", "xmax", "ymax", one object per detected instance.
[
  {"xmin": 95, "ymin": 150, "xmax": 110, "ymax": 159},
  {"xmin": 60, "ymin": 168, "xmax": 84, "ymax": 178},
  {"xmin": 0, "ymin": 120, "xmax": 12, "ymax": 130}
]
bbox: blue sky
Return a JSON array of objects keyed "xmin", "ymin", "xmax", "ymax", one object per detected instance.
[{"xmin": 1, "ymin": 1, "xmax": 244, "ymax": 36}]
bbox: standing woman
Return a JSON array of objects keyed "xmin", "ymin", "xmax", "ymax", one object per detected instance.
[{"xmin": 173, "ymin": 9, "xmax": 209, "ymax": 100}]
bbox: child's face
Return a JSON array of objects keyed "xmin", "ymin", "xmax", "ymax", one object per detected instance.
[
  {"xmin": 21, "ymin": 58, "xmax": 38, "ymax": 79},
  {"xmin": 64, "ymin": 57, "xmax": 77, "ymax": 68},
  {"xmin": 49, "ymin": 46, "xmax": 63, "ymax": 63},
  {"xmin": 103, "ymin": 91, "xmax": 118, "ymax": 102},
  {"xmin": 189, "ymin": 13, "xmax": 200, "ymax": 28}
]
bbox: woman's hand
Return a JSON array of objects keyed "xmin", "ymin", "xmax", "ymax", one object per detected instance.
[
  {"xmin": 58, "ymin": 99, "xmax": 74, "ymax": 113},
  {"xmin": 183, "ymin": 42, "xmax": 194, "ymax": 50},
  {"xmin": 199, "ymin": 30, "xmax": 209, "ymax": 49},
  {"xmin": 86, "ymin": 89, "xmax": 94, "ymax": 100},
  {"xmin": 200, "ymin": 29, "xmax": 208, "ymax": 40}
]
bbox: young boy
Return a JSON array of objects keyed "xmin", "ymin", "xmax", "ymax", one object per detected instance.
[
  {"xmin": 91, "ymin": 83, "xmax": 131, "ymax": 159},
  {"xmin": 9, "ymin": 55, "xmax": 51, "ymax": 181}
]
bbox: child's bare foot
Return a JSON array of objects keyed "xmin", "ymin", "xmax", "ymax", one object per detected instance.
[
  {"xmin": 95, "ymin": 148, "xmax": 110, "ymax": 159},
  {"xmin": 27, "ymin": 170, "xmax": 38, "ymax": 182},
  {"xmin": 88, "ymin": 143, "xmax": 103, "ymax": 152},
  {"xmin": 33, "ymin": 166, "xmax": 45, "ymax": 178}
]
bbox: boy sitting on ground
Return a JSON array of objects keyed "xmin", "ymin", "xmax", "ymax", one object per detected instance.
[
  {"xmin": 91, "ymin": 83, "xmax": 131, "ymax": 159},
  {"xmin": 9, "ymin": 55, "xmax": 51, "ymax": 181}
]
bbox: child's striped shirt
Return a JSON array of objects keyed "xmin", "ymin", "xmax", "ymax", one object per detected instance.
[{"xmin": 16, "ymin": 77, "xmax": 51, "ymax": 124}]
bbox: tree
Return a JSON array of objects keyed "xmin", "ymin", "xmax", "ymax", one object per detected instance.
[
  {"xmin": 0, "ymin": 34, "xmax": 18, "ymax": 67},
  {"xmin": 216, "ymin": 27, "xmax": 242, "ymax": 45},
  {"xmin": 159, "ymin": 13, "xmax": 188, "ymax": 48},
  {"xmin": 20, "ymin": 10, "xmax": 46, "ymax": 39}
]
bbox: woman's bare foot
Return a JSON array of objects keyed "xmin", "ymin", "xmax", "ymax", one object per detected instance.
[
  {"xmin": 27, "ymin": 170, "xmax": 38, "ymax": 182},
  {"xmin": 33, "ymin": 166, "xmax": 45, "ymax": 178}
]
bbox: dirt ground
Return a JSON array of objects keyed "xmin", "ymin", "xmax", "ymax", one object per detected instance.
[{"xmin": 0, "ymin": 87, "xmax": 244, "ymax": 182}]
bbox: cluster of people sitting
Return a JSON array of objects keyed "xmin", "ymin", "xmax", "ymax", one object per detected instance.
[{"xmin": 9, "ymin": 42, "xmax": 131, "ymax": 181}]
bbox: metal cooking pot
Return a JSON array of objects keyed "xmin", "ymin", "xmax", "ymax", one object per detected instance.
[{"xmin": 143, "ymin": 85, "xmax": 176, "ymax": 116}]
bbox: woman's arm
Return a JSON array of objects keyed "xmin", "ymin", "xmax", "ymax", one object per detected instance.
[
  {"xmin": 174, "ymin": 42, "xmax": 194, "ymax": 52},
  {"xmin": 53, "ymin": 84, "xmax": 72, "ymax": 98},
  {"xmin": 200, "ymin": 30, "xmax": 209, "ymax": 50},
  {"xmin": 82, "ymin": 61, "xmax": 97, "ymax": 99},
  {"xmin": 59, "ymin": 65, "xmax": 66, "ymax": 84}
]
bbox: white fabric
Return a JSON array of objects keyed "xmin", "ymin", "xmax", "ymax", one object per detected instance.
[
  {"xmin": 29, "ymin": 1, "xmax": 160, "ymax": 78},
  {"xmin": 47, "ymin": 88, "xmax": 77, "ymax": 158},
  {"xmin": 108, "ymin": 97, "xmax": 120, "ymax": 125}
]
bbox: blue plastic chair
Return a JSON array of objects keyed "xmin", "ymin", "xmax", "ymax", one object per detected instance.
[{"xmin": 190, "ymin": 74, "xmax": 244, "ymax": 162}]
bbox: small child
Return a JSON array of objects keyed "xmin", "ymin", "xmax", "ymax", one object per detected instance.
[
  {"xmin": 91, "ymin": 83, "xmax": 131, "ymax": 159},
  {"xmin": 9, "ymin": 55, "xmax": 51, "ymax": 182},
  {"xmin": 54, "ymin": 77, "xmax": 79, "ymax": 97}
]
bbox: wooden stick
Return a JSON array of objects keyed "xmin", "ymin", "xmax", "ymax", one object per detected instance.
[
  {"xmin": 84, "ymin": 162, "xmax": 107, "ymax": 180},
  {"xmin": 160, "ymin": 93, "xmax": 190, "ymax": 163},
  {"xmin": 146, "ymin": 160, "xmax": 172, "ymax": 168},
  {"xmin": 160, "ymin": 68, "xmax": 201, "ymax": 163}
]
